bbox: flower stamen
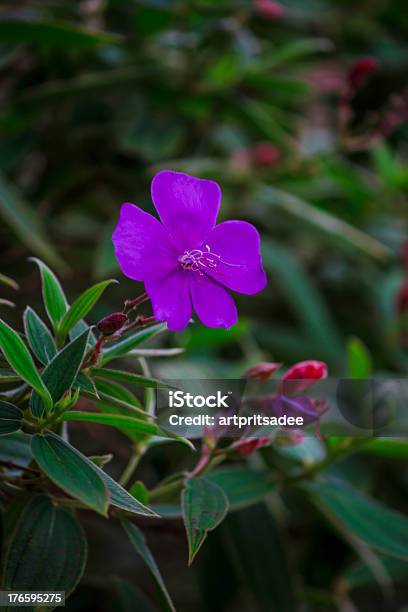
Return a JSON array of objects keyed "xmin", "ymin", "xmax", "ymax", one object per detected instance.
[{"xmin": 179, "ymin": 244, "xmax": 241, "ymax": 275}]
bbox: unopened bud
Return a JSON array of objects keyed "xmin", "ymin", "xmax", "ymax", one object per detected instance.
[
  {"xmin": 232, "ymin": 436, "xmax": 272, "ymax": 456},
  {"xmin": 255, "ymin": 0, "xmax": 286, "ymax": 20},
  {"xmin": 244, "ymin": 362, "xmax": 281, "ymax": 381},
  {"xmin": 347, "ymin": 57, "xmax": 378, "ymax": 90},
  {"xmin": 97, "ymin": 312, "xmax": 128, "ymax": 335}
]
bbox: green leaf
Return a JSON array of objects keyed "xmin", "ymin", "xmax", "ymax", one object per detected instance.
[
  {"xmin": 342, "ymin": 555, "xmax": 408, "ymax": 590},
  {"xmin": 56, "ymin": 279, "xmax": 117, "ymax": 343},
  {"xmin": 91, "ymin": 367, "xmax": 173, "ymax": 389},
  {"xmin": 0, "ymin": 432, "xmax": 31, "ymax": 467},
  {"xmin": 0, "ymin": 19, "xmax": 121, "ymax": 47},
  {"xmin": 0, "ymin": 369, "xmax": 20, "ymax": 383},
  {"xmin": 97, "ymin": 467, "xmax": 157, "ymax": 517},
  {"xmin": 207, "ymin": 468, "xmax": 275, "ymax": 511},
  {"xmin": 61, "ymin": 411, "xmax": 159, "ymax": 436},
  {"xmin": 31, "ymin": 432, "xmax": 109, "ymax": 515},
  {"xmin": 3, "ymin": 495, "xmax": 87, "ymax": 597},
  {"xmin": 220, "ymin": 504, "xmax": 297, "ymax": 612},
  {"xmin": 0, "ymin": 401, "xmax": 22, "ymax": 435},
  {"xmin": 346, "ymin": 337, "xmax": 372, "ymax": 378},
  {"xmin": 30, "ymin": 330, "xmax": 89, "ymax": 418},
  {"xmin": 101, "ymin": 323, "xmax": 167, "ymax": 364},
  {"xmin": 23, "ymin": 306, "xmax": 57, "ymax": 365},
  {"xmin": 0, "ymin": 319, "xmax": 52, "ymax": 410},
  {"xmin": 122, "ymin": 520, "xmax": 175, "ymax": 612},
  {"xmin": 95, "ymin": 378, "xmax": 141, "ymax": 408},
  {"xmin": 305, "ymin": 479, "xmax": 408, "ymax": 560},
  {"xmin": 182, "ymin": 477, "xmax": 228, "ymax": 565},
  {"xmin": 0, "ymin": 173, "xmax": 65, "ymax": 271},
  {"xmin": 30, "ymin": 258, "xmax": 68, "ymax": 329}
]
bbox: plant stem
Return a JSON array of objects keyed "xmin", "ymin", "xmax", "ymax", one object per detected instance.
[{"xmin": 118, "ymin": 444, "xmax": 145, "ymax": 487}]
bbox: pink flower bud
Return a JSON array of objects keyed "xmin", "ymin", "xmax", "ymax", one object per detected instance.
[
  {"xmin": 233, "ymin": 436, "xmax": 272, "ymax": 456},
  {"xmin": 281, "ymin": 360, "xmax": 328, "ymax": 394},
  {"xmin": 255, "ymin": 0, "xmax": 286, "ymax": 20},
  {"xmin": 347, "ymin": 57, "xmax": 378, "ymax": 90},
  {"xmin": 243, "ymin": 361, "xmax": 282, "ymax": 381},
  {"xmin": 97, "ymin": 312, "xmax": 128, "ymax": 335}
]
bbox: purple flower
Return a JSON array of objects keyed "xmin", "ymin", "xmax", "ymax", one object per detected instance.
[{"xmin": 112, "ymin": 170, "xmax": 267, "ymax": 331}]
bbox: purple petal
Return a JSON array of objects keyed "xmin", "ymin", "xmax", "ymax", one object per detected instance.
[
  {"xmin": 190, "ymin": 274, "xmax": 237, "ymax": 329},
  {"xmin": 112, "ymin": 203, "xmax": 176, "ymax": 282},
  {"xmin": 202, "ymin": 221, "xmax": 267, "ymax": 294},
  {"xmin": 151, "ymin": 170, "xmax": 221, "ymax": 250},
  {"xmin": 145, "ymin": 269, "xmax": 192, "ymax": 332}
]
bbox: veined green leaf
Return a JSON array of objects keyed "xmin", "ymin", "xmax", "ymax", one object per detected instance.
[
  {"xmin": 3, "ymin": 495, "xmax": 87, "ymax": 596},
  {"xmin": 0, "ymin": 174, "xmax": 65, "ymax": 271},
  {"xmin": 91, "ymin": 367, "xmax": 173, "ymax": 389},
  {"xmin": 122, "ymin": 520, "xmax": 175, "ymax": 612},
  {"xmin": 0, "ymin": 432, "xmax": 31, "ymax": 467},
  {"xmin": 0, "ymin": 19, "xmax": 121, "ymax": 48},
  {"xmin": 0, "ymin": 401, "xmax": 22, "ymax": 435},
  {"xmin": 30, "ymin": 258, "xmax": 68, "ymax": 330},
  {"xmin": 57, "ymin": 279, "xmax": 117, "ymax": 344},
  {"xmin": 30, "ymin": 330, "xmax": 89, "ymax": 418},
  {"xmin": 61, "ymin": 411, "xmax": 158, "ymax": 436},
  {"xmin": 96, "ymin": 466, "xmax": 157, "ymax": 517},
  {"xmin": 31, "ymin": 433, "xmax": 109, "ymax": 515},
  {"xmin": 305, "ymin": 479, "xmax": 408, "ymax": 560},
  {"xmin": 182, "ymin": 477, "xmax": 228, "ymax": 565},
  {"xmin": 0, "ymin": 319, "xmax": 52, "ymax": 410},
  {"xmin": 95, "ymin": 378, "xmax": 142, "ymax": 408},
  {"xmin": 23, "ymin": 306, "xmax": 56, "ymax": 365},
  {"xmin": 101, "ymin": 323, "xmax": 167, "ymax": 364}
]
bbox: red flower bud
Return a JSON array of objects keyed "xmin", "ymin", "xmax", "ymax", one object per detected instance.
[
  {"xmin": 243, "ymin": 361, "xmax": 282, "ymax": 381},
  {"xmin": 97, "ymin": 312, "xmax": 128, "ymax": 335},
  {"xmin": 233, "ymin": 436, "xmax": 272, "ymax": 456},
  {"xmin": 347, "ymin": 57, "xmax": 378, "ymax": 91},
  {"xmin": 281, "ymin": 360, "xmax": 328, "ymax": 394},
  {"xmin": 255, "ymin": 0, "xmax": 286, "ymax": 19}
]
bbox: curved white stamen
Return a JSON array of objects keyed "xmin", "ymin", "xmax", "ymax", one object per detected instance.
[{"xmin": 178, "ymin": 244, "xmax": 241, "ymax": 275}]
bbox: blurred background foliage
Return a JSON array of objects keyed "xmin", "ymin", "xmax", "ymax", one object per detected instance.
[{"xmin": 1, "ymin": 0, "xmax": 408, "ymax": 610}]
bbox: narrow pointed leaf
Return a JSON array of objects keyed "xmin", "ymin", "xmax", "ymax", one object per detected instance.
[
  {"xmin": 3, "ymin": 495, "xmax": 87, "ymax": 596},
  {"xmin": 57, "ymin": 279, "xmax": 117, "ymax": 343},
  {"xmin": 91, "ymin": 367, "xmax": 173, "ymax": 389},
  {"xmin": 306, "ymin": 479, "xmax": 408, "ymax": 560},
  {"xmin": 122, "ymin": 520, "xmax": 175, "ymax": 612},
  {"xmin": 30, "ymin": 258, "xmax": 68, "ymax": 329},
  {"xmin": 96, "ymin": 466, "xmax": 157, "ymax": 517},
  {"xmin": 61, "ymin": 411, "xmax": 158, "ymax": 435},
  {"xmin": 0, "ymin": 319, "xmax": 52, "ymax": 409},
  {"xmin": 0, "ymin": 401, "xmax": 22, "ymax": 435},
  {"xmin": 101, "ymin": 323, "xmax": 167, "ymax": 364},
  {"xmin": 30, "ymin": 330, "xmax": 89, "ymax": 417},
  {"xmin": 31, "ymin": 433, "xmax": 109, "ymax": 515},
  {"xmin": 23, "ymin": 306, "xmax": 56, "ymax": 365},
  {"xmin": 182, "ymin": 477, "xmax": 228, "ymax": 564}
]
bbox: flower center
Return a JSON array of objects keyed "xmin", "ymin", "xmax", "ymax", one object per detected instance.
[{"xmin": 178, "ymin": 244, "xmax": 240, "ymax": 274}]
